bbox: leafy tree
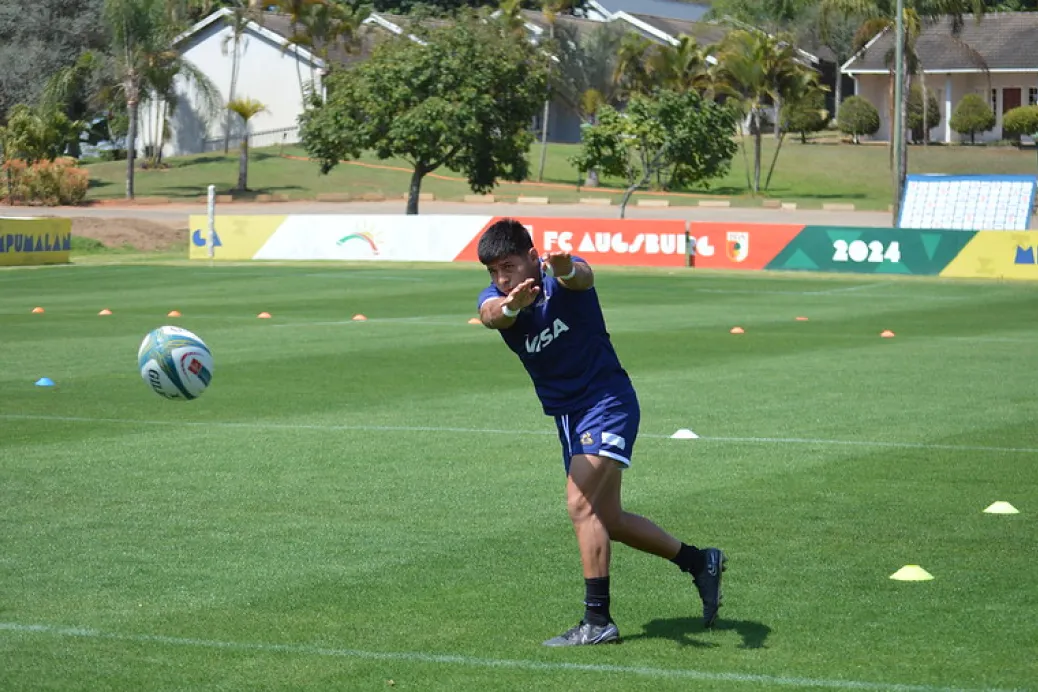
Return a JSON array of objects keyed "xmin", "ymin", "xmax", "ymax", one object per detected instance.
[
  {"xmin": 907, "ymin": 83, "xmax": 940, "ymax": 143},
  {"xmin": 837, "ymin": 95, "xmax": 880, "ymax": 143},
  {"xmin": 949, "ymin": 93, "xmax": 996, "ymax": 143},
  {"xmin": 570, "ymin": 89, "xmax": 738, "ymax": 218},
  {"xmin": 227, "ymin": 97, "xmax": 268, "ymax": 191},
  {"xmin": 299, "ymin": 11, "xmax": 548, "ymax": 214}
]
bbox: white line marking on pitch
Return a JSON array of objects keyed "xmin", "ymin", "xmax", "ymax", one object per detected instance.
[
  {"xmin": 0, "ymin": 622, "xmax": 1021, "ymax": 692},
  {"xmin": 1, "ymin": 414, "xmax": 1035, "ymax": 455}
]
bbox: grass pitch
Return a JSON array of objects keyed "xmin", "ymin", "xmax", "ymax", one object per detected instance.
[{"xmin": 1, "ymin": 262, "xmax": 1036, "ymax": 691}]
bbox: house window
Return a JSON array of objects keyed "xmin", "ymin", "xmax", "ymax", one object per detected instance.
[
  {"xmin": 1030, "ymin": 88, "xmax": 1038, "ymax": 106},
  {"xmin": 991, "ymin": 88, "xmax": 998, "ymax": 113}
]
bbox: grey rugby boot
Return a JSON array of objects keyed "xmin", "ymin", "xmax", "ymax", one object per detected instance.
[{"xmin": 542, "ymin": 620, "xmax": 620, "ymax": 647}]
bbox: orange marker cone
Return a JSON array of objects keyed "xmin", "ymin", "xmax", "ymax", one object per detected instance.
[
  {"xmin": 98, "ymin": 309, "xmax": 112, "ymax": 316},
  {"xmin": 795, "ymin": 316, "xmax": 809, "ymax": 321},
  {"xmin": 31, "ymin": 307, "xmax": 44, "ymax": 314},
  {"xmin": 352, "ymin": 314, "xmax": 368, "ymax": 321},
  {"xmin": 467, "ymin": 317, "xmax": 481, "ymax": 325},
  {"xmin": 167, "ymin": 310, "xmax": 181, "ymax": 317},
  {"xmin": 730, "ymin": 327, "xmax": 745, "ymax": 334},
  {"xmin": 257, "ymin": 312, "xmax": 272, "ymax": 319},
  {"xmin": 880, "ymin": 330, "xmax": 895, "ymax": 338}
]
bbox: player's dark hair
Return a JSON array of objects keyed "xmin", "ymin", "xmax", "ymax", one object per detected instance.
[{"xmin": 477, "ymin": 218, "xmax": 534, "ymax": 265}]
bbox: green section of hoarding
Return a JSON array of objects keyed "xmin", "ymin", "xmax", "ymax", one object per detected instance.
[{"xmin": 765, "ymin": 227, "xmax": 978, "ymax": 275}]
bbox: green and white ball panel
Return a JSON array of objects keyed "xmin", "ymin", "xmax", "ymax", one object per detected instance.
[{"xmin": 138, "ymin": 326, "xmax": 214, "ymax": 400}]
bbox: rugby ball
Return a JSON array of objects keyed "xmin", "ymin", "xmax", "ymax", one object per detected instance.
[{"xmin": 137, "ymin": 326, "xmax": 214, "ymax": 400}]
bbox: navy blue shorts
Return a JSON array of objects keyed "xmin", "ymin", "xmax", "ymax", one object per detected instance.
[{"xmin": 553, "ymin": 391, "xmax": 640, "ymax": 474}]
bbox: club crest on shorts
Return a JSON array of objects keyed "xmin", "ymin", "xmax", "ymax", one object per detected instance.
[{"xmin": 580, "ymin": 431, "xmax": 594, "ymax": 446}]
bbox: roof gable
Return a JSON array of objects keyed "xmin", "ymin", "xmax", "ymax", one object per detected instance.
[{"xmin": 843, "ymin": 12, "xmax": 1038, "ymax": 73}]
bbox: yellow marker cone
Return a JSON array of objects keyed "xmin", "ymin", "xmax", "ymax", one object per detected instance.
[
  {"xmin": 881, "ymin": 330, "xmax": 895, "ymax": 338},
  {"xmin": 467, "ymin": 317, "xmax": 481, "ymax": 325},
  {"xmin": 730, "ymin": 327, "xmax": 745, "ymax": 334},
  {"xmin": 167, "ymin": 310, "xmax": 182, "ymax": 317},
  {"xmin": 795, "ymin": 316, "xmax": 809, "ymax": 321},
  {"xmin": 890, "ymin": 565, "xmax": 933, "ymax": 581},
  {"xmin": 352, "ymin": 314, "xmax": 368, "ymax": 321},
  {"xmin": 31, "ymin": 306, "xmax": 44, "ymax": 314},
  {"xmin": 257, "ymin": 312, "xmax": 272, "ymax": 319},
  {"xmin": 98, "ymin": 309, "xmax": 112, "ymax": 316},
  {"xmin": 983, "ymin": 501, "xmax": 1019, "ymax": 514}
]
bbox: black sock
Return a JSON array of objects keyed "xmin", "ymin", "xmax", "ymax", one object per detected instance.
[
  {"xmin": 670, "ymin": 543, "xmax": 706, "ymax": 574},
  {"xmin": 583, "ymin": 577, "xmax": 611, "ymax": 626}
]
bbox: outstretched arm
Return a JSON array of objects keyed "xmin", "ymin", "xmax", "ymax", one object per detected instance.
[
  {"xmin": 480, "ymin": 278, "xmax": 540, "ymax": 329},
  {"xmin": 544, "ymin": 252, "xmax": 593, "ymax": 291}
]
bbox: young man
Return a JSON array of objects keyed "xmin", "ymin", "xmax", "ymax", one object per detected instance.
[{"xmin": 475, "ymin": 218, "xmax": 727, "ymax": 647}]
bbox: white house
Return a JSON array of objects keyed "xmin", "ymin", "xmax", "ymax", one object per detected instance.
[
  {"xmin": 842, "ymin": 12, "xmax": 1038, "ymax": 144},
  {"xmin": 138, "ymin": 9, "xmax": 333, "ymax": 159}
]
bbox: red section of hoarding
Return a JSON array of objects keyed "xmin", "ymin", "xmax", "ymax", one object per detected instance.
[
  {"xmin": 686, "ymin": 222, "xmax": 806, "ymax": 270},
  {"xmin": 454, "ymin": 217, "xmax": 690, "ymax": 267}
]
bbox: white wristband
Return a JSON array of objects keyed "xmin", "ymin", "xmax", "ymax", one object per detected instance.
[
  {"xmin": 501, "ymin": 303, "xmax": 519, "ymax": 318},
  {"xmin": 546, "ymin": 263, "xmax": 577, "ymax": 280}
]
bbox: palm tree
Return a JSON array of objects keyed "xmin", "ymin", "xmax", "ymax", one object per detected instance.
[
  {"xmin": 104, "ymin": 0, "xmax": 177, "ymax": 199},
  {"xmin": 714, "ymin": 29, "xmax": 804, "ymax": 194},
  {"xmin": 535, "ymin": 0, "xmax": 580, "ymax": 182},
  {"xmin": 612, "ymin": 32, "xmax": 655, "ymax": 100},
  {"xmin": 221, "ymin": 5, "xmax": 252, "ymax": 154},
  {"xmin": 647, "ymin": 34, "xmax": 720, "ymax": 98},
  {"xmin": 820, "ymin": 0, "xmax": 985, "ymax": 214},
  {"xmin": 141, "ymin": 48, "xmax": 223, "ymax": 167},
  {"xmin": 227, "ymin": 97, "xmax": 267, "ymax": 191},
  {"xmin": 274, "ymin": 0, "xmax": 326, "ymax": 104}
]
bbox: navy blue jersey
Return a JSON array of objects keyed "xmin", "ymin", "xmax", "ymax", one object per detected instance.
[{"xmin": 477, "ymin": 258, "xmax": 633, "ymax": 415}]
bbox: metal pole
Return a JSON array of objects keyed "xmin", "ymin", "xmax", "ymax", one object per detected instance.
[
  {"xmin": 892, "ymin": 0, "xmax": 905, "ymax": 225},
  {"xmin": 207, "ymin": 184, "xmax": 216, "ymax": 266}
]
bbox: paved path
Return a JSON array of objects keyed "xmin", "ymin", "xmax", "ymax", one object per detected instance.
[{"xmin": 4, "ymin": 200, "xmax": 897, "ymax": 227}]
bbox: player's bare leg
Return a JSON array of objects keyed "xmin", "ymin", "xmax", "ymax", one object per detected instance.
[{"xmin": 563, "ymin": 453, "xmax": 727, "ymax": 635}]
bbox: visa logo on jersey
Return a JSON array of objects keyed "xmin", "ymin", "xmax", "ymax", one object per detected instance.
[{"xmin": 525, "ymin": 318, "xmax": 570, "ymax": 353}]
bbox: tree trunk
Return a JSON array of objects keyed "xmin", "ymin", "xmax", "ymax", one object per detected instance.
[
  {"xmin": 764, "ymin": 130, "xmax": 786, "ymax": 191},
  {"xmin": 238, "ymin": 134, "xmax": 248, "ymax": 191},
  {"xmin": 125, "ymin": 95, "xmax": 138, "ymax": 200},
  {"xmin": 773, "ymin": 94, "xmax": 781, "ymax": 137},
  {"xmin": 536, "ymin": 22, "xmax": 554, "ymax": 183},
  {"xmin": 224, "ymin": 41, "xmax": 240, "ymax": 155},
  {"xmin": 921, "ymin": 70, "xmax": 928, "ymax": 147},
  {"xmin": 894, "ymin": 67, "xmax": 910, "ymax": 218},
  {"xmin": 888, "ymin": 70, "xmax": 895, "ymax": 170},
  {"xmin": 834, "ymin": 72, "xmax": 842, "ymax": 124},
  {"xmin": 406, "ymin": 167, "xmax": 424, "ymax": 215},
  {"xmin": 619, "ymin": 180, "xmax": 639, "ymax": 219},
  {"xmin": 753, "ymin": 112, "xmax": 762, "ymax": 194}
]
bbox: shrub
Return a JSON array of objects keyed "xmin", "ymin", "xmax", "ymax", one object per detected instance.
[
  {"xmin": 1, "ymin": 157, "xmax": 89, "ymax": 205},
  {"xmin": 907, "ymin": 85, "xmax": 941, "ymax": 143},
  {"xmin": 1002, "ymin": 105, "xmax": 1038, "ymax": 140},
  {"xmin": 837, "ymin": 96, "xmax": 880, "ymax": 144},
  {"xmin": 949, "ymin": 93, "xmax": 996, "ymax": 144}
]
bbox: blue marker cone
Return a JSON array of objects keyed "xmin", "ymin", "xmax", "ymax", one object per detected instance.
[{"xmin": 35, "ymin": 377, "xmax": 55, "ymax": 387}]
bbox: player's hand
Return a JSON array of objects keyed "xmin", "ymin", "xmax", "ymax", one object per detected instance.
[
  {"xmin": 504, "ymin": 278, "xmax": 540, "ymax": 312},
  {"xmin": 543, "ymin": 251, "xmax": 574, "ymax": 278}
]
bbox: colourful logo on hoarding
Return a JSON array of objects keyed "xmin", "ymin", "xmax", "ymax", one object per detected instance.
[
  {"xmin": 337, "ymin": 232, "xmax": 379, "ymax": 255},
  {"xmin": 726, "ymin": 231, "xmax": 749, "ymax": 262},
  {"xmin": 191, "ymin": 229, "xmax": 222, "ymax": 247},
  {"xmin": 1014, "ymin": 245, "xmax": 1035, "ymax": 264}
]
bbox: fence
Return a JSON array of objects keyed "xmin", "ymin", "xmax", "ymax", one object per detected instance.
[{"xmin": 201, "ymin": 126, "xmax": 300, "ymax": 154}]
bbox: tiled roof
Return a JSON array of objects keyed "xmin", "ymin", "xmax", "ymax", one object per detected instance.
[{"xmin": 844, "ymin": 12, "xmax": 1038, "ymax": 73}]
